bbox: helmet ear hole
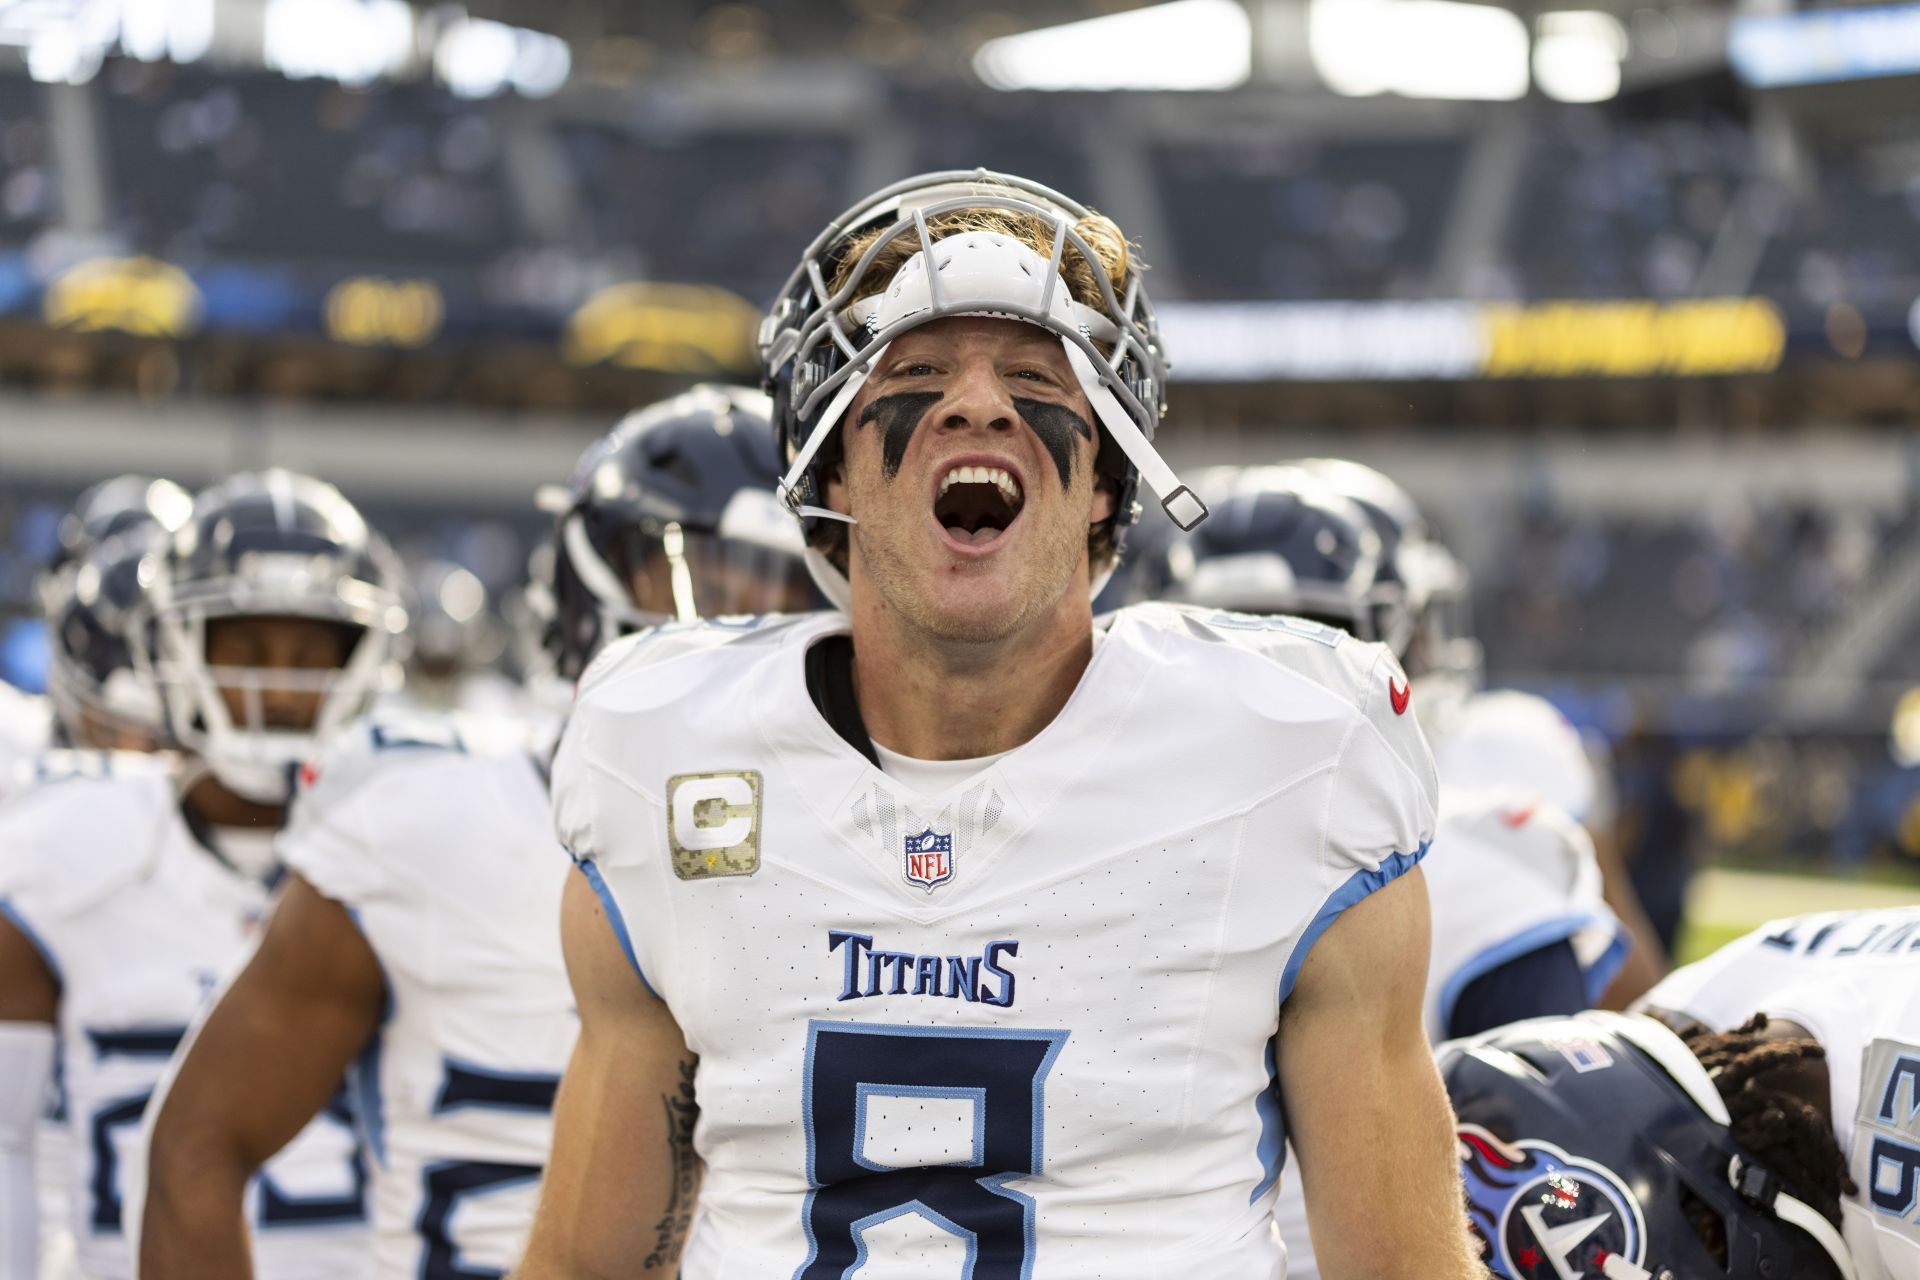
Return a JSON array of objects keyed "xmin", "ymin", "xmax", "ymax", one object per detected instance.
[{"xmin": 1678, "ymin": 1180, "xmax": 1730, "ymax": 1269}]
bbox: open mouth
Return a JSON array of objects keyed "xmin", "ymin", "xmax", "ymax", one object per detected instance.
[{"xmin": 935, "ymin": 465, "xmax": 1025, "ymax": 546}]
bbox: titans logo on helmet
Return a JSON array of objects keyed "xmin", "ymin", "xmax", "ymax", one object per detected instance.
[{"xmin": 1458, "ymin": 1125, "xmax": 1647, "ymax": 1279}]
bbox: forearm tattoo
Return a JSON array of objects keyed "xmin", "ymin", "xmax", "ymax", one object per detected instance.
[{"xmin": 644, "ymin": 1053, "xmax": 701, "ymax": 1271}]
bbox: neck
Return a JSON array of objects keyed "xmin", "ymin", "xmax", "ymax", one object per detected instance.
[
  {"xmin": 183, "ymin": 770, "xmax": 285, "ymax": 832},
  {"xmin": 849, "ymin": 584, "xmax": 1095, "ymax": 762}
]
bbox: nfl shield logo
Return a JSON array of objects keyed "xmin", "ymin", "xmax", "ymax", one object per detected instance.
[{"xmin": 903, "ymin": 828, "xmax": 955, "ymax": 892}]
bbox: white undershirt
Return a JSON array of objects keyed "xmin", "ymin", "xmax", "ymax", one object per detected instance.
[{"xmin": 871, "ymin": 742, "xmax": 1011, "ymax": 796}]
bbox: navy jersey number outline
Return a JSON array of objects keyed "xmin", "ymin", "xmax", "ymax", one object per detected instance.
[
  {"xmin": 86, "ymin": 1027, "xmax": 365, "ymax": 1233},
  {"xmin": 794, "ymin": 1020, "xmax": 1069, "ymax": 1280},
  {"xmin": 417, "ymin": 1057, "xmax": 562, "ymax": 1280}
]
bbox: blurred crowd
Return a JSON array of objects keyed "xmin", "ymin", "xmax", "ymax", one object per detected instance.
[{"xmin": 0, "ymin": 60, "xmax": 1915, "ymax": 316}]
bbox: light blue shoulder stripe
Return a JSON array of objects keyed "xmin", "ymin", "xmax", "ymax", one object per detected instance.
[
  {"xmin": 0, "ymin": 897, "xmax": 61, "ymax": 988},
  {"xmin": 570, "ymin": 856, "xmax": 659, "ymax": 1000},
  {"xmin": 1278, "ymin": 841, "xmax": 1431, "ymax": 1008}
]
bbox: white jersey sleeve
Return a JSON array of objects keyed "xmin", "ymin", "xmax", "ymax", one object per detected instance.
[
  {"xmin": 280, "ymin": 709, "xmax": 576, "ymax": 1280},
  {"xmin": 0, "ymin": 685, "xmax": 51, "ymax": 809},
  {"xmin": 1422, "ymin": 790, "xmax": 1625, "ymax": 1039}
]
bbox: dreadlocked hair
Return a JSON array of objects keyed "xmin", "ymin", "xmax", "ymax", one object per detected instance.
[
  {"xmin": 1683, "ymin": 1014, "xmax": 1857, "ymax": 1231},
  {"xmin": 807, "ymin": 199, "xmax": 1140, "ymax": 578}
]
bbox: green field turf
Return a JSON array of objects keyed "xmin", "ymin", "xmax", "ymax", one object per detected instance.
[{"xmin": 1673, "ymin": 867, "xmax": 1920, "ymax": 966}]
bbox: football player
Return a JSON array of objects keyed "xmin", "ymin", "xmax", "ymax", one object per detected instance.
[
  {"xmin": 136, "ymin": 387, "xmax": 816, "ymax": 1280},
  {"xmin": 1153, "ymin": 464, "xmax": 1625, "ymax": 1279},
  {"xmin": 0, "ymin": 469, "xmax": 403, "ymax": 1280},
  {"xmin": 522, "ymin": 171, "xmax": 1483, "ymax": 1278},
  {"xmin": 1437, "ymin": 904, "xmax": 1920, "ymax": 1280}
]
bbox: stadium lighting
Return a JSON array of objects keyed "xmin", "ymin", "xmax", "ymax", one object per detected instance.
[
  {"xmin": 972, "ymin": 0, "xmax": 1251, "ymax": 93},
  {"xmin": 1309, "ymin": 0, "xmax": 1529, "ymax": 101},
  {"xmin": 263, "ymin": 0, "xmax": 414, "ymax": 85},
  {"xmin": 435, "ymin": 17, "xmax": 571, "ymax": 98},
  {"xmin": 1534, "ymin": 10, "xmax": 1626, "ymax": 103}
]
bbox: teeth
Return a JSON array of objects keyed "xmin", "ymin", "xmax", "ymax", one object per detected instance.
[{"xmin": 938, "ymin": 466, "xmax": 1023, "ymax": 508}]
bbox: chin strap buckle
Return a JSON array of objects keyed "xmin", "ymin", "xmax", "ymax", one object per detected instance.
[
  {"xmin": 1162, "ymin": 486, "xmax": 1208, "ymax": 531},
  {"xmin": 1733, "ymin": 1155, "xmax": 1782, "ymax": 1212}
]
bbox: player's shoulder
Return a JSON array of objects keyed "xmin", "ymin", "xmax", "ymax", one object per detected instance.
[
  {"xmin": 0, "ymin": 749, "xmax": 177, "ymax": 913},
  {"xmin": 1114, "ymin": 601, "xmax": 1406, "ymax": 715},
  {"xmin": 291, "ymin": 707, "xmax": 545, "ymax": 835},
  {"xmin": 284, "ymin": 708, "xmax": 549, "ymax": 903},
  {"xmin": 574, "ymin": 611, "xmax": 828, "ymax": 707},
  {"xmin": 1441, "ymin": 789, "xmax": 1595, "ymax": 871}
]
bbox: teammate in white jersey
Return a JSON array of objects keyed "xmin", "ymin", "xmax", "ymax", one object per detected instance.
[
  {"xmin": 137, "ymin": 387, "xmax": 817, "ymax": 1280},
  {"xmin": 0, "ymin": 469, "xmax": 406, "ymax": 1280},
  {"xmin": 14, "ymin": 476, "xmax": 197, "ymax": 1280},
  {"xmin": 520, "ymin": 171, "xmax": 1482, "ymax": 1279},
  {"xmin": 1287, "ymin": 457, "xmax": 1668, "ymax": 1008}
]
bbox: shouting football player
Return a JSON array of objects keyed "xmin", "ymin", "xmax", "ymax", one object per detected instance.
[
  {"xmin": 520, "ymin": 170, "xmax": 1484, "ymax": 1278},
  {"xmin": 0, "ymin": 469, "xmax": 398, "ymax": 1280},
  {"xmin": 136, "ymin": 388, "xmax": 816, "ymax": 1280}
]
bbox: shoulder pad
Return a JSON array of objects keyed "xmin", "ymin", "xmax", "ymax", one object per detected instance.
[
  {"xmin": 1435, "ymin": 689, "xmax": 1595, "ymax": 821},
  {"xmin": 1122, "ymin": 602, "xmax": 1386, "ymax": 708},
  {"xmin": 0, "ymin": 761, "xmax": 177, "ymax": 917},
  {"xmin": 1439, "ymin": 789, "xmax": 1598, "ymax": 899},
  {"xmin": 575, "ymin": 613, "xmax": 819, "ymax": 700},
  {"xmin": 292, "ymin": 709, "xmax": 534, "ymax": 814}
]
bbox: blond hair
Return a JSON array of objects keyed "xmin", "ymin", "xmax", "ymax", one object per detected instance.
[{"xmin": 817, "ymin": 202, "xmax": 1139, "ymax": 575}]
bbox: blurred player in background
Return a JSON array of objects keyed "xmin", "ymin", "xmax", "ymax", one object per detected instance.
[
  {"xmin": 1438, "ymin": 906, "xmax": 1920, "ymax": 1279},
  {"xmin": 1290, "ymin": 456, "xmax": 1668, "ymax": 1008},
  {"xmin": 528, "ymin": 171, "xmax": 1480, "ymax": 1279},
  {"xmin": 3, "ymin": 477, "xmax": 194, "ymax": 1280},
  {"xmin": 0, "ymin": 469, "xmax": 404, "ymax": 1280},
  {"xmin": 137, "ymin": 386, "xmax": 816, "ymax": 1280},
  {"xmin": 392, "ymin": 559, "xmax": 514, "ymax": 717},
  {"xmin": 1153, "ymin": 463, "xmax": 1625, "ymax": 1279},
  {"xmin": 0, "ymin": 478, "xmax": 194, "ymax": 802}
]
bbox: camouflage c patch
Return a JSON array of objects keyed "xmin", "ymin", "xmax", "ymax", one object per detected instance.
[{"xmin": 666, "ymin": 771, "xmax": 763, "ymax": 880}]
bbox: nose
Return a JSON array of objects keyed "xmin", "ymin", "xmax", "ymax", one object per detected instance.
[{"xmin": 936, "ymin": 355, "xmax": 1018, "ymax": 436}]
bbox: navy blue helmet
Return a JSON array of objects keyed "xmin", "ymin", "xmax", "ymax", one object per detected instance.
[
  {"xmin": 1151, "ymin": 465, "xmax": 1382, "ymax": 637},
  {"xmin": 136, "ymin": 469, "xmax": 408, "ymax": 803},
  {"xmin": 42, "ymin": 474, "xmax": 193, "ymax": 591},
  {"xmin": 544, "ymin": 385, "xmax": 816, "ymax": 679},
  {"xmin": 38, "ymin": 476, "xmax": 194, "ymax": 749},
  {"xmin": 1293, "ymin": 456, "xmax": 1479, "ymax": 680},
  {"xmin": 1440, "ymin": 1012, "xmax": 1856, "ymax": 1280}
]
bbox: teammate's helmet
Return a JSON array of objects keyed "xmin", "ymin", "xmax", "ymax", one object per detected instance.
[
  {"xmin": 1440, "ymin": 1011, "xmax": 1856, "ymax": 1280},
  {"xmin": 1153, "ymin": 465, "xmax": 1382, "ymax": 637},
  {"xmin": 40, "ymin": 474, "xmax": 194, "ymax": 593},
  {"xmin": 1293, "ymin": 457, "xmax": 1480, "ymax": 681},
  {"xmin": 135, "ymin": 469, "xmax": 408, "ymax": 804},
  {"xmin": 544, "ymin": 385, "xmax": 814, "ymax": 679},
  {"xmin": 759, "ymin": 168, "xmax": 1204, "ymax": 608},
  {"xmin": 45, "ymin": 522, "xmax": 172, "ymax": 750}
]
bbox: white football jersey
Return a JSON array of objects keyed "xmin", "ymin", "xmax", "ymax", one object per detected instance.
[
  {"xmin": 1271, "ymin": 788, "xmax": 1623, "ymax": 1280},
  {"xmin": 0, "ymin": 756, "xmax": 370, "ymax": 1280},
  {"xmin": 1429, "ymin": 688, "xmax": 1597, "ymax": 825},
  {"xmin": 274, "ymin": 710, "xmax": 576, "ymax": 1280},
  {"xmin": 0, "ymin": 682, "xmax": 52, "ymax": 805},
  {"xmin": 554, "ymin": 605, "xmax": 1438, "ymax": 1279},
  {"xmin": 1640, "ymin": 908, "xmax": 1920, "ymax": 1279}
]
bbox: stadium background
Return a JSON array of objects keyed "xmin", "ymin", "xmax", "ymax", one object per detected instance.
[{"xmin": 2, "ymin": 0, "xmax": 1919, "ymax": 961}]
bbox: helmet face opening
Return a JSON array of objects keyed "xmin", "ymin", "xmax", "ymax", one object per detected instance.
[
  {"xmin": 760, "ymin": 169, "xmax": 1203, "ymax": 611},
  {"xmin": 135, "ymin": 469, "xmax": 407, "ymax": 806}
]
